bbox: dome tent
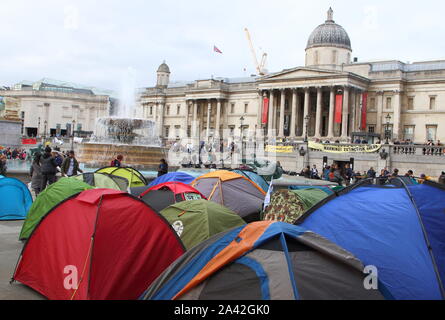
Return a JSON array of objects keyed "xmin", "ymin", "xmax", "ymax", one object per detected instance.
[
  {"xmin": 140, "ymin": 221, "xmax": 385, "ymax": 300},
  {"xmin": 191, "ymin": 171, "xmax": 266, "ymax": 223},
  {"xmin": 262, "ymin": 188, "xmax": 330, "ymax": 224},
  {"xmin": 96, "ymin": 166, "xmax": 147, "ymax": 187},
  {"xmin": 73, "ymin": 172, "xmax": 129, "ymax": 191},
  {"xmin": 160, "ymin": 200, "xmax": 246, "ymax": 250},
  {"xmin": 231, "ymin": 169, "xmax": 269, "ymax": 193},
  {"xmin": 19, "ymin": 177, "xmax": 93, "ymax": 240},
  {"xmin": 139, "ymin": 182, "xmax": 206, "ymax": 213},
  {"xmin": 12, "ymin": 189, "xmax": 185, "ymax": 300},
  {"xmin": 0, "ymin": 175, "xmax": 33, "ymax": 221},
  {"xmin": 148, "ymin": 172, "xmax": 195, "ymax": 187},
  {"xmin": 296, "ymin": 179, "xmax": 445, "ymax": 300}
]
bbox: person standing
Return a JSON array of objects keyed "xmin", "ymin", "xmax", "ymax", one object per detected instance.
[
  {"xmin": 310, "ymin": 165, "xmax": 320, "ymax": 179},
  {"xmin": 158, "ymin": 159, "xmax": 168, "ymax": 177},
  {"xmin": 61, "ymin": 151, "xmax": 83, "ymax": 177},
  {"xmin": 439, "ymin": 171, "xmax": 445, "ymax": 185},
  {"xmin": 344, "ymin": 164, "xmax": 354, "ymax": 186},
  {"xmin": 40, "ymin": 146, "xmax": 59, "ymax": 191},
  {"xmin": 0, "ymin": 154, "xmax": 7, "ymax": 176},
  {"xmin": 367, "ymin": 167, "xmax": 376, "ymax": 179},
  {"xmin": 30, "ymin": 152, "xmax": 43, "ymax": 196},
  {"xmin": 111, "ymin": 155, "xmax": 124, "ymax": 167}
]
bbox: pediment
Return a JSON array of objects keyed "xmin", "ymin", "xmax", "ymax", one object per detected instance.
[{"xmin": 261, "ymin": 67, "xmax": 345, "ymax": 81}]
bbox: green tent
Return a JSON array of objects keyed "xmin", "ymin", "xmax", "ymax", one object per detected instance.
[
  {"xmin": 19, "ymin": 177, "xmax": 93, "ymax": 240},
  {"xmin": 73, "ymin": 173, "xmax": 129, "ymax": 191},
  {"xmin": 262, "ymin": 188, "xmax": 329, "ymax": 224},
  {"xmin": 160, "ymin": 200, "xmax": 246, "ymax": 250},
  {"xmin": 96, "ymin": 167, "xmax": 147, "ymax": 187}
]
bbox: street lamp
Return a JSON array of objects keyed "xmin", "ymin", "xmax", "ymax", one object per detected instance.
[
  {"xmin": 37, "ymin": 117, "xmax": 41, "ymax": 138},
  {"xmin": 43, "ymin": 120, "xmax": 48, "ymax": 143},
  {"xmin": 304, "ymin": 114, "xmax": 310, "ymax": 143},
  {"xmin": 385, "ymin": 114, "xmax": 391, "ymax": 144},
  {"xmin": 71, "ymin": 119, "xmax": 76, "ymax": 151},
  {"xmin": 239, "ymin": 116, "xmax": 245, "ymax": 162}
]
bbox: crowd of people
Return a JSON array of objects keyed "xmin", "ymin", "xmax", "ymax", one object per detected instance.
[
  {"xmin": 1, "ymin": 148, "xmax": 28, "ymax": 160},
  {"xmin": 300, "ymin": 163, "xmax": 445, "ymax": 187}
]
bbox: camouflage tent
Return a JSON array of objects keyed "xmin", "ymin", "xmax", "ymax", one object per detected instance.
[{"xmin": 262, "ymin": 188, "xmax": 329, "ymax": 224}]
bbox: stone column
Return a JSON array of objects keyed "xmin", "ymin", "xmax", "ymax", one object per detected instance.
[
  {"xmin": 206, "ymin": 100, "xmax": 212, "ymax": 140},
  {"xmin": 315, "ymin": 87, "xmax": 323, "ymax": 138},
  {"xmin": 328, "ymin": 87, "xmax": 335, "ymax": 138},
  {"xmin": 341, "ymin": 87, "xmax": 349, "ymax": 139},
  {"xmin": 350, "ymin": 89, "xmax": 357, "ymax": 133},
  {"xmin": 393, "ymin": 90, "xmax": 402, "ymax": 140},
  {"xmin": 376, "ymin": 91, "xmax": 384, "ymax": 135},
  {"xmin": 257, "ymin": 91, "xmax": 263, "ymax": 127},
  {"xmin": 290, "ymin": 89, "xmax": 297, "ymax": 137},
  {"xmin": 302, "ymin": 87, "xmax": 310, "ymax": 139},
  {"xmin": 192, "ymin": 100, "xmax": 198, "ymax": 139},
  {"xmin": 268, "ymin": 90, "xmax": 275, "ymax": 135},
  {"xmin": 184, "ymin": 101, "xmax": 190, "ymax": 138},
  {"xmin": 279, "ymin": 89, "xmax": 286, "ymax": 137},
  {"xmin": 215, "ymin": 99, "xmax": 222, "ymax": 138}
]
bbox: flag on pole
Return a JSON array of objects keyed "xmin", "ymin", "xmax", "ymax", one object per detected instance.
[{"xmin": 213, "ymin": 46, "xmax": 223, "ymax": 54}]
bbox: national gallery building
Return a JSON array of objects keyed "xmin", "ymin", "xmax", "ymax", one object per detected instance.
[{"xmin": 138, "ymin": 8, "xmax": 445, "ymax": 145}]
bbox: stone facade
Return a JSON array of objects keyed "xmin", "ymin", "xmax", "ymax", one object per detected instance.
[
  {"xmin": 0, "ymin": 119, "xmax": 22, "ymax": 148},
  {"xmin": 1, "ymin": 79, "xmax": 110, "ymax": 138},
  {"xmin": 137, "ymin": 8, "xmax": 445, "ymax": 145}
]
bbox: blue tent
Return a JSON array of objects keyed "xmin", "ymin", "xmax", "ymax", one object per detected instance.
[
  {"xmin": 232, "ymin": 170, "xmax": 269, "ymax": 193},
  {"xmin": 297, "ymin": 179, "xmax": 445, "ymax": 300},
  {"xmin": 0, "ymin": 175, "xmax": 33, "ymax": 220},
  {"xmin": 148, "ymin": 172, "xmax": 195, "ymax": 187}
]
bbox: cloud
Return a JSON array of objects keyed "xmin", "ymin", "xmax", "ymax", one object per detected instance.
[{"xmin": 64, "ymin": 5, "xmax": 80, "ymax": 30}]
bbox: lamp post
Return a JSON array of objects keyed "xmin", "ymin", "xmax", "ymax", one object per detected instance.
[
  {"xmin": 37, "ymin": 117, "xmax": 41, "ymax": 138},
  {"xmin": 385, "ymin": 114, "xmax": 391, "ymax": 144},
  {"xmin": 43, "ymin": 120, "xmax": 47, "ymax": 144},
  {"xmin": 71, "ymin": 119, "xmax": 76, "ymax": 151},
  {"xmin": 239, "ymin": 116, "xmax": 245, "ymax": 163},
  {"xmin": 304, "ymin": 114, "xmax": 310, "ymax": 143}
]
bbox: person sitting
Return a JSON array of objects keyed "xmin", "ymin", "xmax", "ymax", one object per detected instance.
[{"xmin": 111, "ymin": 155, "xmax": 124, "ymax": 167}]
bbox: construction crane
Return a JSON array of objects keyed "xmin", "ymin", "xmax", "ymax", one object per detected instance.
[{"xmin": 244, "ymin": 28, "xmax": 268, "ymax": 76}]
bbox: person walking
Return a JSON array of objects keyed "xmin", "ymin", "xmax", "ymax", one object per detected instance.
[
  {"xmin": 0, "ymin": 154, "xmax": 7, "ymax": 176},
  {"xmin": 111, "ymin": 155, "xmax": 124, "ymax": 167},
  {"xmin": 40, "ymin": 146, "xmax": 59, "ymax": 191},
  {"xmin": 30, "ymin": 152, "xmax": 43, "ymax": 196},
  {"xmin": 61, "ymin": 151, "xmax": 83, "ymax": 177},
  {"xmin": 158, "ymin": 159, "xmax": 168, "ymax": 177},
  {"xmin": 344, "ymin": 164, "xmax": 354, "ymax": 186}
]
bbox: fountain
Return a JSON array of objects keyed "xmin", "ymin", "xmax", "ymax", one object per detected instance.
[{"xmin": 77, "ymin": 68, "xmax": 167, "ymax": 171}]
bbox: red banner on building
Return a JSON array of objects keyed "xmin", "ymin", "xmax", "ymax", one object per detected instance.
[
  {"xmin": 262, "ymin": 97, "xmax": 269, "ymax": 124},
  {"xmin": 22, "ymin": 138, "xmax": 37, "ymax": 145},
  {"xmin": 335, "ymin": 94, "xmax": 343, "ymax": 123},
  {"xmin": 361, "ymin": 92, "xmax": 368, "ymax": 130}
]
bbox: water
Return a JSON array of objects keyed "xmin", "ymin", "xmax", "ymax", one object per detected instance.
[{"xmin": 89, "ymin": 67, "xmax": 161, "ymax": 147}]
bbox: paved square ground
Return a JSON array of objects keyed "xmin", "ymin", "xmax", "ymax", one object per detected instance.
[{"xmin": 0, "ymin": 221, "xmax": 44, "ymax": 300}]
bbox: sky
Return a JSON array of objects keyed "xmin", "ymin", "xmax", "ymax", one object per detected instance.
[{"xmin": 0, "ymin": 0, "xmax": 444, "ymax": 92}]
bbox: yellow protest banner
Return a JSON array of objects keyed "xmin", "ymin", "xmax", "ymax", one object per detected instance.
[
  {"xmin": 309, "ymin": 142, "xmax": 382, "ymax": 153},
  {"xmin": 265, "ymin": 145, "xmax": 294, "ymax": 153}
]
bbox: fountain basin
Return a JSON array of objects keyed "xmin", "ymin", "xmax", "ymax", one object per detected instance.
[{"xmin": 77, "ymin": 143, "xmax": 168, "ymax": 171}]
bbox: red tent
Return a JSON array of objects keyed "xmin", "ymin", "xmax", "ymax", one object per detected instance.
[
  {"xmin": 142, "ymin": 181, "xmax": 206, "ymax": 198},
  {"xmin": 12, "ymin": 189, "xmax": 185, "ymax": 300}
]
